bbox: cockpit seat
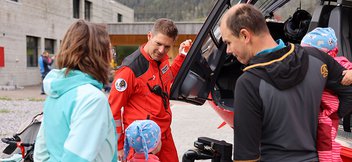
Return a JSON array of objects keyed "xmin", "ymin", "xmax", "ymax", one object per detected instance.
[{"xmin": 328, "ymin": 0, "xmax": 352, "ymax": 61}]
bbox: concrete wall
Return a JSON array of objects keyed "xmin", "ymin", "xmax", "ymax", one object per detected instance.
[
  {"xmin": 0, "ymin": 0, "xmax": 133, "ymax": 86},
  {"xmin": 108, "ymin": 22, "xmax": 203, "ymax": 34}
]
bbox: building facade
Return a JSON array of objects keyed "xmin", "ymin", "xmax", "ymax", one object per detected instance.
[{"xmin": 0, "ymin": 0, "xmax": 133, "ymax": 86}]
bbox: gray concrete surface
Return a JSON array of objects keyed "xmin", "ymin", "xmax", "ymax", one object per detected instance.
[
  {"xmin": 0, "ymin": 84, "xmax": 46, "ymax": 100},
  {"xmin": 171, "ymin": 101, "xmax": 233, "ymax": 161},
  {"xmin": 0, "ymin": 85, "xmax": 234, "ymax": 161}
]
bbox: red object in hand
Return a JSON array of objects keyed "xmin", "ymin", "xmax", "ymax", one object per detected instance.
[
  {"xmin": 184, "ymin": 44, "xmax": 191, "ymax": 53},
  {"xmin": 181, "ymin": 41, "xmax": 192, "ymax": 55}
]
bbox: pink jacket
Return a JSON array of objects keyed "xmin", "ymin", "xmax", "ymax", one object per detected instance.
[
  {"xmin": 129, "ymin": 153, "xmax": 160, "ymax": 162},
  {"xmin": 318, "ymin": 56, "xmax": 352, "ymax": 162}
]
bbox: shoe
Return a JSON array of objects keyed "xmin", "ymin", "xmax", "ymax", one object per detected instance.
[{"xmin": 40, "ymin": 92, "xmax": 45, "ymax": 95}]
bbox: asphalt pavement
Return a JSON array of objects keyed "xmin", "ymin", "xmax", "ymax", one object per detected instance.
[{"xmin": 0, "ymin": 85, "xmax": 234, "ymax": 161}]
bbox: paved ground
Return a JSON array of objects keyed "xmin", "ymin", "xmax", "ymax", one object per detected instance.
[
  {"xmin": 0, "ymin": 85, "xmax": 233, "ymax": 161},
  {"xmin": 0, "ymin": 84, "xmax": 46, "ymax": 100}
]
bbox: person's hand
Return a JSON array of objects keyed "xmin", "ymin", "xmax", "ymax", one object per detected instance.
[
  {"xmin": 179, "ymin": 39, "xmax": 192, "ymax": 55},
  {"xmin": 341, "ymin": 70, "xmax": 352, "ymax": 85},
  {"xmin": 118, "ymin": 149, "xmax": 125, "ymax": 162}
]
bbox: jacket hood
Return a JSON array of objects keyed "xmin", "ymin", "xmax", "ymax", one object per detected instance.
[
  {"xmin": 244, "ymin": 44, "xmax": 309, "ymax": 90},
  {"xmin": 43, "ymin": 68, "xmax": 103, "ymax": 98}
]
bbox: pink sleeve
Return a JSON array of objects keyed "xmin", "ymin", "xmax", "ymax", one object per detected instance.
[{"xmin": 334, "ymin": 56, "xmax": 352, "ymax": 70}]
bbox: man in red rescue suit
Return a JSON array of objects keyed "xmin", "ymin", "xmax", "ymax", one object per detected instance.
[{"xmin": 109, "ymin": 18, "xmax": 192, "ymax": 162}]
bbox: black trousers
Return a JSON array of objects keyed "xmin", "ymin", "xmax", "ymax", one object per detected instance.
[{"xmin": 343, "ymin": 113, "xmax": 352, "ymax": 132}]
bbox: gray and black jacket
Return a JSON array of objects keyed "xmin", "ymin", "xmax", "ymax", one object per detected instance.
[{"xmin": 233, "ymin": 43, "xmax": 352, "ymax": 162}]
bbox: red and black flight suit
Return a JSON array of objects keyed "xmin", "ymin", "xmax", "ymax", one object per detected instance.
[{"xmin": 109, "ymin": 43, "xmax": 185, "ymax": 162}]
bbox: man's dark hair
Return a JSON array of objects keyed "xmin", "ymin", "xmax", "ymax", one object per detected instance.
[
  {"xmin": 151, "ymin": 18, "xmax": 178, "ymax": 40},
  {"xmin": 226, "ymin": 4, "xmax": 269, "ymax": 37}
]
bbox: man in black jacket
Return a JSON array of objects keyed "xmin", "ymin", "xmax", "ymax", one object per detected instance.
[{"xmin": 220, "ymin": 4, "xmax": 352, "ymax": 162}]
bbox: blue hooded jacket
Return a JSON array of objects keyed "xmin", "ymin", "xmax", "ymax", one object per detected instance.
[{"xmin": 34, "ymin": 68, "xmax": 117, "ymax": 162}]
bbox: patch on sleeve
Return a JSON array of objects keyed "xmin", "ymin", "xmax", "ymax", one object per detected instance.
[
  {"xmin": 115, "ymin": 78, "xmax": 127, "ymax": 92},
  {"xmin": 161, "ymin": 65, "xmax": 169, "ymax": 74},
  {"xmin": 321, "ymin": 64, "xmax": 328, "ymax": 78}
]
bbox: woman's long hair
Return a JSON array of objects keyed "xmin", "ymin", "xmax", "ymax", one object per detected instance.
[{"xmin": 56, "ymin": 20, "xmax": 112, "ymax": 84}]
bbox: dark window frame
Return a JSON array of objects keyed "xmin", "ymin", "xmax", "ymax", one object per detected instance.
[
  {"xmin": 85, "ymin": 0, "xmax": 92, "ymax": 21},
  {"xmin": 26, "ymin": 36, "xmax": 39, "ymax": 67},
  {"xmin": 117, "ymin": 13, "xmax": 122, "ymax": 22},
  {"xmin": 73, "ymin": 0, "xmax": 80, "ymax": 19},
  {"xmin": 45, "ymin": 38, "xmax": 55, "ymax": 55}
]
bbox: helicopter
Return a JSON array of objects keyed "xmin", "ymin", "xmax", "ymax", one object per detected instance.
[{"xmin": 170, "ymin": 0, "xmax": 352, "ymax": 161}]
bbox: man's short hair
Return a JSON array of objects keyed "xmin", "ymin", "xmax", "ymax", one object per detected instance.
[
  {"xmin": 226, "ymin": 4, "xmax": 268, "ymax": 37},
  {"xmin": 151, "ymin": 18, "xmax": 178, "ymax": 40}
]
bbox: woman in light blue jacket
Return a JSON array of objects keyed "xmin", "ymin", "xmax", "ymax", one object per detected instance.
[{"xmin": 34, "ymin": 20, "xmax": 117, "ymax": 162}]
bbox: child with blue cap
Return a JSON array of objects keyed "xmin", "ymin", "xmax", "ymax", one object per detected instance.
[
  {"xmin": 301, "ymin": 27, "xmax": 352, "ymax": 162},
  {"xmin": 301, "ymin": 27, "xmax": 352, "ymax": 86},
  {"xmin": 301, "ymin": 27, "xmax": 338, "ymax": 56},
  {"xmin": 123, "ymin": 120, "xmax": 161, "ymax": 162}
]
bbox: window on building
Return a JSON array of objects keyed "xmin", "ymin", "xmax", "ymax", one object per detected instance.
[
  {"xmin": 85, "ymin": 0, "xmax": 92, "ymax": 21},
  {"xmin": 45, "ymin": 38, "xmax": 55, "ymax": 55},
  {"xmin": 117, "ymin": 13, "xmax": 122, "ymax": 22},
  {"xmin": 73, "ymin": 0, "xmax": 80, "ymax": 19},
  {"xmin": 26, "ymin": 36, "xmax": 39, "ymax": 67}
]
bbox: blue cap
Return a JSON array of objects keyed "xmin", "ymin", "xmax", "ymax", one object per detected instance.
[
  {"xmin": 123, "ymin": 120, "xmax": 161, "ymax": 160},
  {"xmin": 301, "ymin": 27, "xmax": 337, "ymax": 53}
]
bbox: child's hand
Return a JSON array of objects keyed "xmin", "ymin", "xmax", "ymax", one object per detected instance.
[
  {"xmin": 341, "ymin": 70, "xmax": 352, "ymax": 85},
  {"xmin": 118, "ymin": 149, "xmax": 126, "ymax": 162}
]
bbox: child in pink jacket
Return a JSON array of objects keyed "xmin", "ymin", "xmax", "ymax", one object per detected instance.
[
  {"xmin": 123, "ymin": 120, "xmax": 161, "ymax": 162},
  {"xmin": 301, "ymin": 27, "xmax": 352, "ymax": 162}
]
